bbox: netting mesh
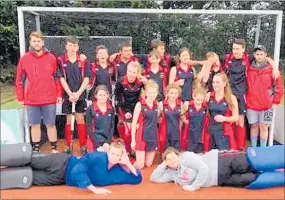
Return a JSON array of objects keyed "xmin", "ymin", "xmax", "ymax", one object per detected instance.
[
  {"xmin": 21, "ymin": 9, "xmax": 279, "ymax": 141},
  {"xmin": 23, "ymin": 11, "xmax": 277, "ymax": 58},
  {"xmin": 44, "ymin": 36, "xmax": 132, "ymax": 60}
]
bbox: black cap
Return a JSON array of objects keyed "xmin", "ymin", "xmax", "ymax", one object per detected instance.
[{"xmin": 253, "ymin": 45, "xmax": 266, "ymax": 52}]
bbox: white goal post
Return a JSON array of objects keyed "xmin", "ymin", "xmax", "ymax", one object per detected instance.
[{"xmin": 17, "ymin": 7, "xmax": 283, "ymax": 146}]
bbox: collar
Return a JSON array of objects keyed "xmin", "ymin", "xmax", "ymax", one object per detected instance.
[{"xmin": 63, "ymin": 53, "xmax": 81, "ymax": 62}]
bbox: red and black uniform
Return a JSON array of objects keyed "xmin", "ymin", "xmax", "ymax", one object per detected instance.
[
  {"xmin": 223, "ymin": 53, "xmax": 251, "ymax": 150},
  {"xmin": 114, "ymin": 76, "xmax": 143, "ymax": 152},
  {"xmin": 181, "ymin": 101, "xmax": 209, "ymax": 153},
  {"xmin": 176, "ymin": 65, "xmax": 195, "ymax": 101},
  {"xmin": 223, "ymin": 53, "xmax": 251, "ymax": 114},
  {"xmin": 85, "ymin": 101, "xmax": 115, "ymax": 152},
  {"xmin": 143, "ymin": 66, "xmax": 167, "ymax": 102},
  {"xmin": 158, "ymin": 100, "xmax": 182, "ymax": 152},
  {"xmin": 144, "ymin": 53, "xmax": 172, "ymax": 78},
  {"xmin": 205, "ymin": 65, "xmax": 224, "ymax": 92},
  {"xmin": 135, "ymin": 99, "xmax": 158, "ymax": 151},
  {"xmin": 112, "ymin": 55, "xmax": 138, "ymax": 79},
  {"xmin": 246, "ymin": 61, "xmax": 284, "ymax": 111},
  {"xmin": 207, "ymin": 92, "xmax": 236, "ymax": 151},
  {"xmin": 57, "ymin": 54, "xmax": 91, "ymax": 148},
  {"xmin": 15, "ymin": 50, "xmax": 62, "ymax": 105},
  {"xmin": 89, "ymin": 62, "xmax": 115, "ymax": 100}
]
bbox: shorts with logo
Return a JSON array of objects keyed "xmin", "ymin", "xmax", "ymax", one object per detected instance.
[{"xmin": 246, "ymin": 108, "xmax": 274, "ymax": 125}]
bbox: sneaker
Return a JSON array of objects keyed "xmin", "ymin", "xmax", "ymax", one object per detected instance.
[
  {"xmin": 51, "ymin": 149, "xmax": 59, "ymax": 154},
  {"xmin": 81, "ymin": 146, "xmax": 87, "ymax": 156}
]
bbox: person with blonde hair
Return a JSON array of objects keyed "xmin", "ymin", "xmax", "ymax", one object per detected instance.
[
  {"xmin": 158, "ymin": 83, "xmax": 183, "ymax": 152},
  {"xmin": 181, "ymin": 87, "xmax": 209, "ymax": 153},
  {"xmin": 115, "ymin": 61, "xmax": 144, "ymax": 153},
  {"xmin": 131, "ymin": 80, "xmax": 160, "ymax": 169},
  {"xmin": 204, "ymin": 72, "xmax": 239, "ymax": 151},
  {"xmin": 1, "ymin": 139, "xmax": 142, "ymax": 194}
]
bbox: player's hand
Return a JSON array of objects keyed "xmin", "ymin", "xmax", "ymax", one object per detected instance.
[
  {"xmin": 119, "ymin": 148, "xmax": 131, "ymax": 166},
  {"xmin": 272, "ymin": 68, "xmax": 280, "ymax": 79},
  {"xmin": 56, "ymin": 97, "xmax": 62, "ymax": 104},
  {"xmin": 72, "ymin": 92, "xmax": 80, "ymax": 102},
  {"xmin": 214, "ymin": 115, "xmax": 226, "ymax": 122},
  {"xmin": 138, "ymin": 75, "xmax": 148, "ymax": 84},
  {"xmin": 80, "ymin": 54, "xmax": 87, "ymax": 61},
  {"xmin": 131, "ymin": 141, "xmax": 136, "ymax": 150},
  {"xmin": 177, "ymin": 79, "xmax": 185, "ymax": 86},
  {"xmin": 125, "ymin": 112, "xmax": 132, "ymax": 119},
  {"xmin": 109, "ymin": 53, "xmax": 120, "ymax": 62},
  {"xmin": 182, "ymin": 185, "xmax": 197, "ymax": 192},
  {"xmin": 92, "ymin": 187, "xmax": 112, "ymax": 195}
]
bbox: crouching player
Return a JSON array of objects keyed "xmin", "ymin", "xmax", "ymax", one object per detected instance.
[
  {"xmin": 131, "ymin": 80, "xmax": 160, "ymax": 169},
  {"xmin": 86, "ymin": 85, "xmax": 115, "ymax": 152}
]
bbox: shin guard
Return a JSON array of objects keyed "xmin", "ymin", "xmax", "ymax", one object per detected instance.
[
  {"xmin": 246, "ymin": 171, "xmax": 285, "ymax": 189},
  {"xmin": 246, "ymin": 145, "xmax": 285, "ymax": 171}
]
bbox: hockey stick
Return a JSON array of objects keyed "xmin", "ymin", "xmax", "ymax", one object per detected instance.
[{"xmin": 70, "ymin": 102, "xmax": 76, "ymax": 153}]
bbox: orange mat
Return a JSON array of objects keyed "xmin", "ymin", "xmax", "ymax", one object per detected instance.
[{"xmin": 1, "ymin": 140, "xmax": 284, "ymax": 199}]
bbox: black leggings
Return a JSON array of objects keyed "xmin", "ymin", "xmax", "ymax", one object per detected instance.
[
  {"xmin": 218, "ymin": 151, "xmax": 259, "ymax": 187},
  {"xmin": 30, "ymin": 153, "xmax": 71, "ymax": 186}
]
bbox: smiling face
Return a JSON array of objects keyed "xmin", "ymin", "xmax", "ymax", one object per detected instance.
[
  {"xmin": 212, "ymin": 74, "xmax": 227, "ymax": 92},
  {"xmin": 167, "ymin": 88, "xmax": 179, "ymax": 101},
  {"xmin": 232, "ymin": 43, "xmax": 245, "ymax": 59},
  {"xmin": 96, "ymin": 48, "xmax": 109, "ymax": 62},
  {"xmin": 179, "ymin": 50, "xmax": 191, "ymax": 64},
  {"xmin": 95, "ymin": 89, "xmax": 109, "ymax": 104},
  {"xmin": 121, "ymin": 46, "xmax": 132, "ymax": 60},
  {"xmin": 107, "ymin": 146, "xmax": 123, "ymax": 165},
  {"xmin": 165, "ymin": 152, "xmax": 180, "ymax": 169},
  {"xmin": 145, "ymin": 86, "xmax": 158, "ymax": 101}
]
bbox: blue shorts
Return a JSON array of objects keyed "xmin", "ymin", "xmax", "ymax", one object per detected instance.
[{"xmin": 26, "ymin": 104, "xmax": 56, "ymax": 125}]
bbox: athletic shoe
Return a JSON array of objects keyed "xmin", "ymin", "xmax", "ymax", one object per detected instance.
[{"xmin": 51, "ymin": 149, "xmax": 59, "ymax": 154}]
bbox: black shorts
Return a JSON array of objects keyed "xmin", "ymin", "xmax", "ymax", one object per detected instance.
[
  {"xmin": 218, "ymin": 151, "xmax": 258, "ymax": 187},
  {"xmin": 236, "ymin": 95, "xmax": 247, "ymax": 115},
  {"xmin": 31, "ymin": 153, "xmax": 71, "ymax": 186},
  {"xmin": 62, "ymin": 99, "xmax": 86, "ymax": 114}
]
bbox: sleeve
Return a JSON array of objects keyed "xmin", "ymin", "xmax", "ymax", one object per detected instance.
[
  {"xmin": 70, "ymin": 155, "xmax": 92, "ymax": 188},
  {"xmin": 85, "ymin": 106, "xmax": 93, "ymax": 137},
  {"xmin": 15, "ymin": 58, "xmax": 26, "ymax": 102},
  {"xmin": 84, "ymin": 60, "xmax": 92, "ymax": 78},
  {"xmin": 150, "ymin": 162, "xmax": 174, "ymax": 183},
  {"xmin": 272, "ymin": 73, "xmax": 284, "ymax": 104},
  {"xmin": 70, "ymin": 153, "xmax": 103, "ymax": 188},
  {"xmin": 53, "ymin": 57, "xmax": 63, "ymax": 98},
  {"xmin": 122, "ymin": 168, "xmax": 143, "ymax": 185},
  {"xmin": 182, "ymin": 152, "xmax": 210, "ymax": 191},
  {"xmin": 107, "ymin": 111, "xmax": 115, "ymax": 143}
]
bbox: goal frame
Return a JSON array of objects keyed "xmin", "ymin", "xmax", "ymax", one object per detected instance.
[{"xmin": 17, "ymin": 7, "xmax": 283, "ymax": 146}]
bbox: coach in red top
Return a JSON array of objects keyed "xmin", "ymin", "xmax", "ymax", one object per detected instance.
[
  {"xmin": 246, "ymin": 45, "xmax": 284, "ymax": 147},
  {"xmin": 15, "ymin": 31, "xmax": 62, "ymax": 153}
]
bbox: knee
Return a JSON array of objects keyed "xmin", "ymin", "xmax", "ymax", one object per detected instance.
[
  {"xmin": 259, "ymin": 124, "xmax": 269, "ymax": 132},
  {"xmin": 251, "ymin": 123, "xmax": 259, "ymax": 130},
  {"xmin": 134, "ymin": 161, "xmax": 144, "ymax": 169},
  {"xmin": 145, "ymin": 161, "xmax": 153, "ymax": 168},
  {"xmin": 46, "ymin": 124, "xmax": 56, "ymax": 129}
]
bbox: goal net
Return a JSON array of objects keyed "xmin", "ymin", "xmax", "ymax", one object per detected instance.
[{"xmin": 17, "ymin": 7, "xmax": 283, "ymax": 144}]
